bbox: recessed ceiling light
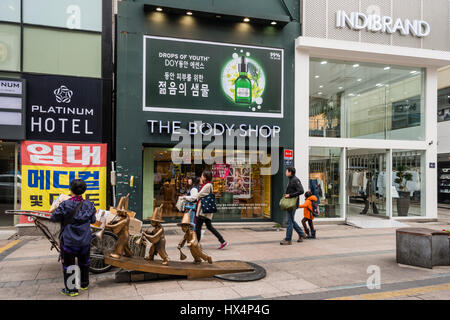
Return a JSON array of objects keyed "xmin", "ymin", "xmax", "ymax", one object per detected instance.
[
  {"xmin": 357, "ymin": 78, "xmax": 362, "ymax": 82},
  {"xmin": 321, "ymin": 61, "xmax": 328, "ymax": 65},
  {"xmin": 271, "ymin": 21, "xmax": 277, "ymax": 25},
  {"xmin": 216, "ymin": 15, "xmax": 222, "ymax": 18},
  {"xmin": 353, "ymin": 64, "xmax": 359, "ymax": 68},
  {"xmin": 384, "ymin": 67, "xmax": 391, "ymax": 70},
  {"xmin": 318, "ymin": 92, "xmax": 323, "ymax": 95},
  {"xmin": 348, "ymin": 93, "xmax": 355, "ymax": 97},
  {"xmin": 315, "ymin": 75, "xmax": 320, "ymax": 79},
  {"xmin": 243, "ymin": 17, "xmax": 250, "ymax": 22},
  {"xmin": 156, "ymin": 7, "xmax": 163, "ymax": 12},
  {"xmin": 338, "ymin": 87, "xmax": 343, "ymax": 90},
  {"xmin": 186, "ymin": 11, "xmax": 193, "ymax": 15},
  {"xmin": 319, "ymin": 85, "xmax": 323, "ymax": 88},
  {"xmin": 376, "ymin": 83, "xmax": 384, "ymax": 87}
]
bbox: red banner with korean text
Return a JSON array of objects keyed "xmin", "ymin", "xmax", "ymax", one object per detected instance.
[{"xmin": 20, "ymin": 141, "xmax": 107, "ymax": 224}]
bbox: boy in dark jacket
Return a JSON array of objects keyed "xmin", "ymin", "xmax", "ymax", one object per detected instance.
[{"xmin": 51, "ymin": 179, "xmax": 97, "ymax": 296}]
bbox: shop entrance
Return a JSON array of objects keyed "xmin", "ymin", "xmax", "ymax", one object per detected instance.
[
  {"xmin": 142, "ymin": 147, "xmax": 272, "ymax": 223},
  {"xmin": 345, "ymin": 149, "xmax": 388, "ymax": 223},
  {"xmin": 0, "ymin": 142, "xmax": 20, "ymax": 226}
]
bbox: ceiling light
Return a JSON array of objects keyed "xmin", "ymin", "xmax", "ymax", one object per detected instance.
[
  {"xmin": 357, "ymin": 78, "xmax": 362, "ymax": 82},
  {"xmin": 348, "ymin": 93, "xmax": 355, "ymax": 97},
  {"xmin": 318, "ymin": 92, "xmax": 323, "ymax": 95},
  {"xmin": 321, "ymin": 61, "xmax": 328, "ymax": 65},
  {"xmin": 271, "ymin": 21, "xmax": 277, "ymax": 25},
  {"xmin": 243, "ymin": 17, "xmax": 250, "ymax": 22},
  {"xmin": 216, "ymin": 15, "xmax": 222, "ymax": 18},
  {"xmin": 156, "ymin": 7, "xmax": 163, "ymax": 12},
  {"xmin": 338, "ymin": 87, "xmax": 343, "ymax": 90},
  {"xmin": 376, "ymin": 83, "xmax": 383, "ymax": 87},
  {"xmin": 319, "ymin": 85, "xmax": 323, "ymax": 88},
  {"xmin": 384, "ymin": 67, "xmax": 391, "ymax": 70},
  {"xmin": 186, "ymin": 11, "xmax": 193, "ymax": 15},
  {"xmin": 315, "ymin": 75, "xmax": 320, "ymax": 79},
  {"xmin": 410, "ymin": 70, "xmax": 419, "ymax": 74},
  {"xmin": 353, "ymin": 64, "xmax": 359, "ymax": 68}
]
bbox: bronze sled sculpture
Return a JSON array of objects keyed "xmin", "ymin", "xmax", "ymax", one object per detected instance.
[{"xmin": 104, "ymin": 205, "xmax": 254, "ymax": 280}]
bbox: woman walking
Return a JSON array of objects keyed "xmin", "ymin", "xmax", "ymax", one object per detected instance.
[
  {"xmin": 182, "ymin": 176, "xmax": 200, "ymax": 230},
  {"xmin": 195, "ymin": 170, "xmax": 229, "ymax": 249}
]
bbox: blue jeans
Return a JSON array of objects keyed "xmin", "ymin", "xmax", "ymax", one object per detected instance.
[
  {"xmin": 189, "ymin": 209, "xmax": 196, "ymax": 231},
  {"xmin": 285, "ymin": 210, "xmax": 305, "ymax": 241}
]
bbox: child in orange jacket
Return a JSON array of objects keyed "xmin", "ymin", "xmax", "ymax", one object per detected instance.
[{"xmin": 298, "ymin": 191, "xmax": 317, "ymax": 239}]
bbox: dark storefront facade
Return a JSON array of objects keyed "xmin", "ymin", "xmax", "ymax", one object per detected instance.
[{"xmin": 115, "ymin": 0, "xmax": 301, "ymax": 224}]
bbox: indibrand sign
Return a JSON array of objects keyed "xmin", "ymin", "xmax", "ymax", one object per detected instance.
[{"xmin": 336, "ymin": 10, "xmax": 430, "ymax": 38}]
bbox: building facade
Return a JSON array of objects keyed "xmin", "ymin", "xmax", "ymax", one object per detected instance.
[
  {"xmin": 115, "ymin": 0, "xmax": 300, "ymax": 224},
  {"xmin": 0, "ymin": 0, "xmax": 113, "ymax": 226},
  {"xmin": 296, "ymin": 0, "xmax": 450, "ymax": 223}
]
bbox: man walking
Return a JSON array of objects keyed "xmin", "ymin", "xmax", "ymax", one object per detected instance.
[{"xmin": 281, "ymin": 167, "xmax": 306, "ymax": 245}]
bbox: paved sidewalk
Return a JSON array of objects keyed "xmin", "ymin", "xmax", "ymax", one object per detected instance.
[{"xmin": 0, "ymin": 210, "xmax": 449, "ymax": 300}]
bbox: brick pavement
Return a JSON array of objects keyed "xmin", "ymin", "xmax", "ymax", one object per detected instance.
[{"xmin": 0, "ymin": 210, "xmax": 449, "ymax": 300}]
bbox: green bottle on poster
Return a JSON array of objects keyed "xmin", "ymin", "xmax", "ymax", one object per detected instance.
[{"xmin": 235, "ymin": 56, "xmax": 252, "ymax": 104}]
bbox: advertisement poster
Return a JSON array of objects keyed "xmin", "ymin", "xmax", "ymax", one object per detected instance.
[
  {"xmin": 20, "ymin": 141, "xmax": 107, "ymax": 224},
  {"xmin": 143, "ymin": 36, "xmax": 284, "ymax": 118},
  {"xmin": 24, "ymin": 74, "xmax": 102, "ymax": 142}
]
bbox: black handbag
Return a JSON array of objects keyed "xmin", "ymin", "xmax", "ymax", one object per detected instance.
[{"xmin": 201, "ymin": 188, "xmax": 217, "ymax": 214}]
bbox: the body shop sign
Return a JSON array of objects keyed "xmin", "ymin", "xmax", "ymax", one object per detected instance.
[
  {"xmin": 24, "ymin": 74, "xmax": 102, "ymax": 142},
  {"xmin": 143, "ymin": 36, "xmax": 284, "ymax": 118}
]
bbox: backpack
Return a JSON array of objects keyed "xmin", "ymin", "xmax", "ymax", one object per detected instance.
[{"xmin": 307, "ymin": 198, "xmax": 320, "ymax": 217}]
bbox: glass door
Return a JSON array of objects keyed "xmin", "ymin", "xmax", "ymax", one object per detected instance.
[
  {"xmin": 345, "ymin": 149, "xmax": 388, "ymax": 219},
  {"xmin": 0, "ymin": 142, "xmax": 19, "ymax": 226}
]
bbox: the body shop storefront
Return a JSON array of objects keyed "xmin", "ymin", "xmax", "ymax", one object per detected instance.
[
  {"xmin": 115, "ymin": 0, "xmax": 300, "ymax": 224},
  {"xmin": 295, "ymin": 0, "xmax": 450, "ymax": 224}
]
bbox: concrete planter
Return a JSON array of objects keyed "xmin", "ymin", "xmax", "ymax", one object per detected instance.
[{"xmin": 397, "ymin": 191, "xmax": 411, "ymax": 216}]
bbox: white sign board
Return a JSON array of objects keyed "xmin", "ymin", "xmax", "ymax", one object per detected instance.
[
  {"xmin": 0, "ymin": 80, "xmax": 22, "ymax": 95},
  {"xmin": 336, "ymin": 10, "xmax": 430, "ymax": 38}
]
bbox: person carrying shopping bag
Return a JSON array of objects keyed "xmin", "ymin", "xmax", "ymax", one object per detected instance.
[
  {"xmin": 280, "ymin": 167, "xmax": 306, "ymax": 245},
  {"xmin": 195, "ymin": 170, "xmax": 229, "ymax": 250},
  {"xmin": 182, "ymin": 176, "xmax": 200, "ymax": 230}
]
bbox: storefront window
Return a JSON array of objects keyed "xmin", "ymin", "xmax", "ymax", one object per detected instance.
[
  {"xmin": 0, "ymin": 23, "xmax": 21, "ymax": 72},
  {"xmin": 0, "ymin": 0, "xmax": 20, "ymax": 23},
  {"xmin": 309, "ymin": 58, "xmax": 425, "ymax": 140},
  {"xmin": 0, "ymin": 142, "xmax": 20, "ymax": 226},
  {"xmin": 345, "ymin": 149, "xmax": 388, "ymax": 219},
  {"xmin": 23, "ymin": 27, "xmax": 101, "ymax": 77},
  {"xmin": 143, "ymin": 148, "xmax": 271, "ymax": 222},
  {"xmin": 438, "ymin": 88, "xmax": 450, "ymax": 122},
  {"xmin": 309, "ymin": 147, "xmax": 342, "ymax": 218},
  {"xmin": 23, "ymin": 0, "xmax": 102, "ymax": 32},
  {"xmin": 392, "ymin": 150, "xmax": 425, "ymax": 217}
]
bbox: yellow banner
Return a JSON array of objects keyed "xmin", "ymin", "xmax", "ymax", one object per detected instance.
[{"xmin": 21, "ymin": 165, "xmax": 107, "ymax": 212}]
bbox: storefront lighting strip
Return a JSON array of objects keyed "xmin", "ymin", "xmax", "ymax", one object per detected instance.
[{"xmin": 143, "ymin": 4, "xmax": 290, "ymax": 27}]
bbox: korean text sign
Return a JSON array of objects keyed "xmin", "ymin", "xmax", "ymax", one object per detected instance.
[
  {"xmin": 143, "ymin": 36, "xmax": 284, "ymax": 118},
  {"xmin": 20, "ymin": 141, "xmax": 107, "ymax": 224}
]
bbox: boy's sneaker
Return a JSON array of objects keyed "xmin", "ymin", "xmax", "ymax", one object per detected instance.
[
  {"xmin": 80, "ymin": 286, "xmax": 88, "ymax": 291},
  {"xmin": 218, "ymin": 241, "xmax": 229, "ymax": 250},
  {"xmin": 60, "ymin": 288, "xmax": 79, "ymax": 297}
]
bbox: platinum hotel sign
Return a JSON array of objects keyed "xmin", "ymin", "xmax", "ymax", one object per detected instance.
[{"xmin": 336, "ymin": 10, "xmax": 430, "ymax": 37}]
